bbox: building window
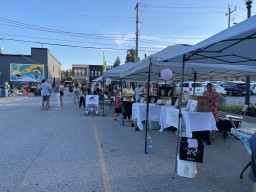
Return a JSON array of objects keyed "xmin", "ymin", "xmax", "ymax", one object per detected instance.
[
  {"xmin": 98, "ymin": 71, "xmax": 101, "ymax": 76},
  {"xmin": 91, "ymin": 70, "xmax": 94, "ymax": 76},
  {"xmin": 74, "ymin": 69, "xmax": 77, "ymax": 76},
  {"xmin": 87, "ymin": 69, "xmax": 90, "ymax": 77}
]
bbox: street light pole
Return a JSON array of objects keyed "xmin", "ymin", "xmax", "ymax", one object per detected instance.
[
  {"xmin": 245, "ymin": 0, "xmax": 252, "ymax": 18},
  {"xmin": 144, "ymin": 49, "xmax": 148, "ymax": 58},
  {"xmin": 245, "ymin": 0, "xmax": 253, "ymax": 106}
]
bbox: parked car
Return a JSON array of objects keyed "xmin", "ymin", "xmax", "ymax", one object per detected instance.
[
  {"xmin": 221, "ymin": 82, "xmax": 246, "ymax": 96},
  {"xmin": 250, "ymin": 83, "xmax": 256, "ymax": 95},
  {"xmin": 175, "ymin": 81, "xmax": 204, "ymax": 95},
  {"xmin": 213, "ymin": 84, "xmax": 227, "ymax": 95}
]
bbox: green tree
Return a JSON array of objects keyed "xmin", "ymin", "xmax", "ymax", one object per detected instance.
[
  {"xmin": 125, "ymin": 48, "xmax": 136, "ymax": 63},
  {"xmin": 61, "ymin": 69, "xmax": 72, "ymax": 81},
  {"xmin": 113, "ymin": 57, "xmax": 121, "ymax": 68}
]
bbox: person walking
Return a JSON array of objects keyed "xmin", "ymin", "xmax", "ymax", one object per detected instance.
[
  {"xmin": 53, "ymin": 82, "xmax": 61, "ymax": 108},
  {"xmin": 40, "ymin": 79, "xmax": 52, "ymax": 110},
  {"xmin": 114, "ymin": 90, "xmax": 122, "ymax": 120},
  {"xmin": 74, "ymin": 82, "xmax": 80, "ymax": 104},
  {"xmin": 59, "ymin": 82, "xmax": 65, "ymax": 108}
]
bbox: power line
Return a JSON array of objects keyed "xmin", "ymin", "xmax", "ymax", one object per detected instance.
[
  {"xmin": 0, "ymin": 33, "xmax": 137, "ymax": 48},
  {"xmin": 138, "ymin": 10, "xmax": 223, "ymax": 14},
  {"xmin": 138, "ymin": 3, "xmax": 226, "ymax": 9},
  {"xmin": 0, "ymin": 9, "xmax": 135, "ymax": 19}
]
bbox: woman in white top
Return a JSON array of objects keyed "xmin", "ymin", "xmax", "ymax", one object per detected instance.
[{"xmin": 122, "ymin": 82, "xmax": 135, "ymax": 121}]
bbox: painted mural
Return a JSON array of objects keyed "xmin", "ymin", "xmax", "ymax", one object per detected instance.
[{"xmin": 10, "ymin": 63, "xmax": 45, "ymax": 82}]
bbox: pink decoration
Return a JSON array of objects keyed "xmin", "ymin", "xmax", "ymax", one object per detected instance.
[{"xmin": 160, "ymin": 69, "xmax": 173, "ymax": 80}]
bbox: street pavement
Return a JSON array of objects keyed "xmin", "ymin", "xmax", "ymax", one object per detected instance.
[{"xmin": 0, "ymin": 92, "xmax": 254, "ymax": 192}]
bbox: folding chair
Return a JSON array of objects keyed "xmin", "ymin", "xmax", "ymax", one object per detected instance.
[{"xmin": 223, "ymin": 105, "xmax": 246, "ymax": 138}]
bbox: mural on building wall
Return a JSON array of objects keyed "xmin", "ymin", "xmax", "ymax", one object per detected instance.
[{"xmin": 10, "ymin": 63, "xmax": 45, "ymax": 82}]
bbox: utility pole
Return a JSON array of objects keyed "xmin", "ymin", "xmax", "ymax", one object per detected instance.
[
  {"xmin": 225, "ymin": 5, "xmax": 236, "ymax": 28},
  {"xmin": 135, "ymin": 2, "xmax": 139, "ymax": 61},
  {"xmin": 245, "ymin": 0, "xmax": 252, "ymax": 106}
]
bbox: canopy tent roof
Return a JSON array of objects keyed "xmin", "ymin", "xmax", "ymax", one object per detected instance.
[
  {"xmin": 103, "ymin": 62, "xmax": 136, "ymax": 80},
  {"xmin": 163, "ymin": 15, "xmax": 256, "ymax": 66},
  {"xmin": 92, "ymin": 76, "xmax": 103, "ymax": 82},
  {"xmin": 120, "ymin": 44, "xmax": 256, "ymax": 82}
]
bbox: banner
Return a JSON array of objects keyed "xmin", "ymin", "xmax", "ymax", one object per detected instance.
[
  {"xmin": 85, "ymin": 95, "xmax": 99, "ymax": 115},
  {"xmin": 103, "ymin": 52, "xmax": 107, "ymax": 72},
  {"xmin": 10, "ymin": 63, "xmax": 44, "ymax": 82}
]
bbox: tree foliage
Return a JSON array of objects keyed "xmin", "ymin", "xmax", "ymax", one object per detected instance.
[
  {"xmin": 113, "ymin": 57, "xmax": 121, "ymax": 68},
  {"xmin": 61, "ymin": 69, "xmax": 72, "ymax": 81},
  {"xmin": 125, "ymin": 48, "xmax": 136, "ymax": 63}
]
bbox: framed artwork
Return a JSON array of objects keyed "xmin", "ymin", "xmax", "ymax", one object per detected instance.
[{"xmin": 186, "ymin": 99, "xmax": 198, "ymax": 112}]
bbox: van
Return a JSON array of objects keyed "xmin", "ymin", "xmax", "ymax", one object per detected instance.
[{"xmin": 176, "ymin": 81, "xmax": 204, "ymax": 95}]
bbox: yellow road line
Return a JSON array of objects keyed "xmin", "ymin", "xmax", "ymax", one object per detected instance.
[{"xmin": 91, "ymin": 116, "xmax": 112, "ymax": 192}]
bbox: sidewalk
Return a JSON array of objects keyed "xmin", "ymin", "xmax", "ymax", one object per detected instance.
[{"xmin": 0, "ymin": 95, "xmax": 30, "ymax": 104}]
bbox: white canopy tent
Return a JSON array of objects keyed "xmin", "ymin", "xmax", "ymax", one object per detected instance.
[
  {"xmin": 103, "ymin": 62, "xmax": 137, "ymax": 81},
  {"xmin": 119, "ymin": 16, "xmax": 256, "ymax": 163},
  {"xmin": 92, "ymin": 76, "xmax": 103, "ymax": 82},
  {"xmin": 163, "ymin": 15, "xmax": 256, "ymax": 66},
  {"xmin": 121, "ymin": 44, "xmax": 256, "ymax": 82},
  {"xmin": 160, "ymin": 15, "xmax": 256, "ymax": 173}
]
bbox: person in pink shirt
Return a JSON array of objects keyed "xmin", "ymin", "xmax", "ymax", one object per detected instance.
[{"xmin": 114, "ymin": 90, "xmax": 122, "ymax": 120}]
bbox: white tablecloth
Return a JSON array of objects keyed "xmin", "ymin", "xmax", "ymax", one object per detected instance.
[
  {"xmin": 132, "ymin": 103, "xmax": 162, "ymax": 131},
  {"xmin": 159, "ymin": 106, "xmax": 217, "ymax": 137}
]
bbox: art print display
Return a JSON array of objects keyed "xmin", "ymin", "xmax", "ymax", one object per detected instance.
[{"xmin": 86, "ymin": 95, "xmax": 99, "ymax": 115}]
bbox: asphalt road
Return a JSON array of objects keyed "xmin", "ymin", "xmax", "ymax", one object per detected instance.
[{"xmin": 0, "ymin": 93, "xmax": 253, "ymax": 192}]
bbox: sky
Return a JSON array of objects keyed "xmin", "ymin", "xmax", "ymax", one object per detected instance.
[{"xmin": 0, "ymin": 0, "xmax": 255, "ymax": 70}]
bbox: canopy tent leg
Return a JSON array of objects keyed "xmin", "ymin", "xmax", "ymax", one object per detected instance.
[
  {"xmin": 175, "ymin": 54, "xmax": 186, "ymax": 172},
  {"xmin": 145, "ymin": 58, "xmax": 152, "ymax": 154}
]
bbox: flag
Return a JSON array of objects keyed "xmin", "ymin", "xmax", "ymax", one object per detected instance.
[{"xmin": 103, "ymin": 52, "xmax": 107, "ymax": 72}]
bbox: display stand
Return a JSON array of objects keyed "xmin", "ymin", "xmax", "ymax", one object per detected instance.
[{"xmin": 85, "ymin": 95, "xmax": 99, "ymax": 116}]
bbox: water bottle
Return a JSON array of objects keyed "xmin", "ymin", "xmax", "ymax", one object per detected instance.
[{"xmin": 146, "ymin": 135, "xmax": 152, "ymax": 154}]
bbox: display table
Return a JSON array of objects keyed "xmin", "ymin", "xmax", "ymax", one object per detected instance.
[
  {"xmin": 132, "ymin": 103, "xmax": 162, "ymax": 131},
  {"xmin": 159, "ymin": 106, "xmax": 217, "ymax": 137}
]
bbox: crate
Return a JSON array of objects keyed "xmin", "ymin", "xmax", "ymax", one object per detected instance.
[
  {"xmin": 189, "ymin": 95, "xmax": 209, "ymax": 112},
  {"xmin": 149, "ymin": 121, "xmax": 160, "ymax": 130}
]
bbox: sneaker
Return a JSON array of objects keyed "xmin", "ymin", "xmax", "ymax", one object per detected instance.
[{"xmin": 114, "ymin": 118, "xmax": 117, "ymax": 121}]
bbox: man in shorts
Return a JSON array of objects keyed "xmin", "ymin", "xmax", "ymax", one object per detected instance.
[
  {"xmin": 40, "ymin": 79, "xmax": 52, "ymax": 110},
  {"xmin": 249, "ymin": 133, "xmax": 256, "ymax": 192}
]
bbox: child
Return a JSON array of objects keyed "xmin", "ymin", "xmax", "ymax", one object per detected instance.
[{"xmin": 114, "ymin": 90, "xmax": 122, "ymax": 120}]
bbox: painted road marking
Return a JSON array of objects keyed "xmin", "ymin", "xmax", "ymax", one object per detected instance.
[{"xmin": 91, "ymin": 116, "xmax": 112, "ymax": 192}]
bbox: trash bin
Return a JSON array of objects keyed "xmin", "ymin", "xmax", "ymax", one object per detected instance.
[{"xmin": 2, "ymin": 88, "xmax": 8, "ymax": 97}]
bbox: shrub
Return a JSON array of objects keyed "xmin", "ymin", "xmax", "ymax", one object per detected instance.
[{"xmin": 218, "ymin": 104, "xmax": 243, "ymax": 114}]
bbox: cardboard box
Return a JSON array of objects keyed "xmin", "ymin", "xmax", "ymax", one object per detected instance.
[{"xmin": 189, "ymin": 95, "xmax": 209, "ymax": 112}]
